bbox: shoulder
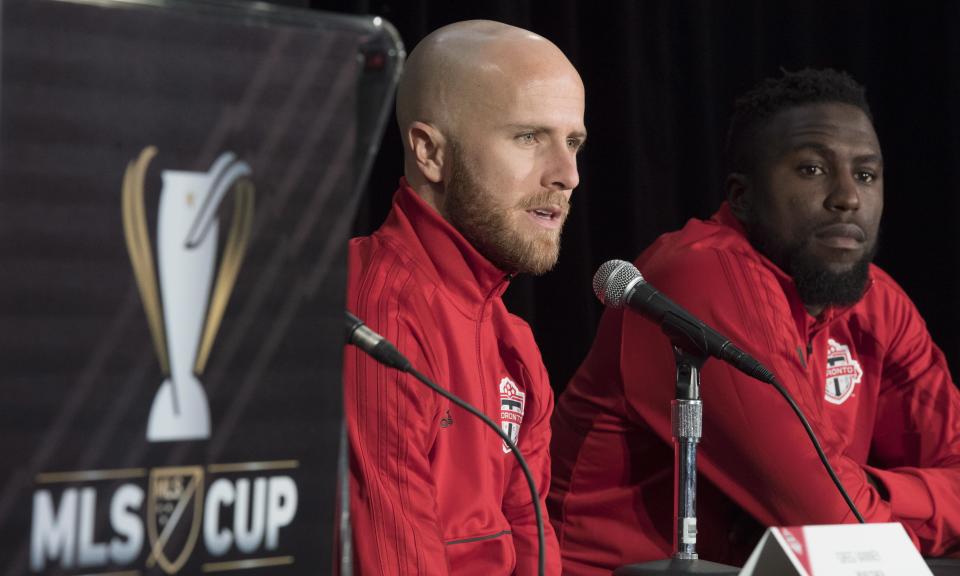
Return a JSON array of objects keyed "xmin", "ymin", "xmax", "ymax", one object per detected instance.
[
  {"xmin": 858, "ymin": 264, "xmax": 923, "ymax": 321},
  {"xmin": 347, "ymin": 233, "xmax": 442, "ymax": 340},
  {"xmin": 638, "ymin": 217, "xmax": 776, "ymax": 308},
  {"xmin": 349, "ymin": 232, "xmax": 439, "ymax": 303},
  {"xmin": 865, "ymin": 264, "xmax": 912, "ymax": 304},
  {"xmin": 629, "ymin": 217, "xmax": 797, "ymax": 354},
  {"xmin": 855, "ymin": 264, "xmax": 928, "ymax": 337}
]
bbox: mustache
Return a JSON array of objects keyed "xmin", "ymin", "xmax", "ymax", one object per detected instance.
[{"xmin": 516, "ymin": 190, "xmax": 571, "ymax": 213}]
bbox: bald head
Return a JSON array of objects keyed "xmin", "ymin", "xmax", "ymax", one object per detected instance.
[
  {"xmin": 398, "ymin": 21, "xmax": 573, "ymax": 132},
  {"xmin": 397, "ymin": 21, "xmax": 584, "ymax": 192}
]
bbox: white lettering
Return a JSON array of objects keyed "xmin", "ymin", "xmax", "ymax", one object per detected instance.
[
  {"xmin": 109, "ymin": 484, "xmax": 144, "ymax": 564},
  {"xmin": 30, "ymin": 469, "xmax": 300, "ymax": 569},
  {"xmin": 78, "ymin": 487, "xmax": 108, "ymax": 567},
  {"xmin": 233, "ymin": 478, "xmax": 266, "ymax": 553},
  {"xmin": 30, "ymin": 489, "xmax": 77, "ymax": 571},
  {"xmin": 265, "ymin": 476, "xmax": 297, "ymax": 550},
  {"xmin": 204, "ymin": 478, "xmax": 234, "ymax": 556}
]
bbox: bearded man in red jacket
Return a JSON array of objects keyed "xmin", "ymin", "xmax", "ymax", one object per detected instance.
[
  {"xmin": 344, "ymin": 20, "xmax": 586, "ymax": 575},
  {"xmin": 549, "ymin": 68, "xmax": 960, "ymax": 574}
]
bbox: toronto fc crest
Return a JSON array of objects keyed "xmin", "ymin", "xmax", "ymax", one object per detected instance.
[
  {"xmin": 499, "ymin": 377, "xmax": 525, "ymax": 453},
  {"xmin": 825, "ymin": 338, "xmax": 863, "ymax": 405}
]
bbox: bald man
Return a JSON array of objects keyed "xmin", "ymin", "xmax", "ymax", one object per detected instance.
[{"xmin": 343, "ymin": 20, "xmax": 585, "ymax": 575}]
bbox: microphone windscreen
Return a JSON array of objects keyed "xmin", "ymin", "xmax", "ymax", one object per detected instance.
[{"xmin": 593, "ymin": 259, "xmax": 644, "ymax": 309}]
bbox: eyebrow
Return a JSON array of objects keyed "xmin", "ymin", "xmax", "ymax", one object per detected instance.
[{"xmin": 789, "ymin": 142, "xmax": 883, "ymax": 164}]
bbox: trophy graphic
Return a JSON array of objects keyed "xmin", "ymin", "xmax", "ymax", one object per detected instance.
[{"xmin": 122, "ymin": 147, "xmax": 254, "ymax": 442}]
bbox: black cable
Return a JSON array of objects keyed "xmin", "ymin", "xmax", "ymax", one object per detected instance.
[
  {"xmin": 407, "ymin": 367, "xmax": 546, "ymax": 576},
  {"xmin": 769, "ymin": 376, "xmax": 866, "ymax": 524}
]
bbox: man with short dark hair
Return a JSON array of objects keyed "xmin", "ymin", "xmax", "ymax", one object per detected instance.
[
  {"xmin": 548, "ymin": 68, "xmax": 960, "ymax": 574},
  {"xmin": 345, "ymin": 20, "xmax": 586, "ymax": 575}
]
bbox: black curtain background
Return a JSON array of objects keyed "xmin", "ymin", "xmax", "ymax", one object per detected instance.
[{"xmin": 309, "ymin": 0, "xmax": 960, "ymax": 394}]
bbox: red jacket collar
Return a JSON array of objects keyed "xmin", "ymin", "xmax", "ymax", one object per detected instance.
[{"xmin": 378, "ymin": 178, "xmax": 511, "ymax": 312}]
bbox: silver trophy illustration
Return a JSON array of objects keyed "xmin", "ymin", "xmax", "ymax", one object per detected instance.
[{"xmin": 122, "ymin": 147, "xmax": 254, "ymax": 442}]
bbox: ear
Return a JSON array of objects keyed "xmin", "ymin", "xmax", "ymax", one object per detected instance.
[
  {"xmin": 406, "ymin": 121, "xmax": 446, "ymax": 184},
  {"xmin": 725, "ymin": 172, "xmax": 753, "ymax": 221}
]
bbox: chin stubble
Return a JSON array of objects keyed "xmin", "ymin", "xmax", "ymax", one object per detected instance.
[{"xmin": 444, "ymin": 145, "xmax": 567, "ymax": 275}]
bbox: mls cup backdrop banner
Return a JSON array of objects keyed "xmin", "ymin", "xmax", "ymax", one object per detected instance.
[{"xmin": 0, "ymin": 0, "xmax": 383, "ymax": 573}]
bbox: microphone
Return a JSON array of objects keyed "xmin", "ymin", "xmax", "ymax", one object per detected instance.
[
  {"xmin": 593, "ymin": 260, "xmax": 775, "ymax": 384},
  {"xmin": 344, "ymin": 311, "xmax": 411, "ymax": 371}
]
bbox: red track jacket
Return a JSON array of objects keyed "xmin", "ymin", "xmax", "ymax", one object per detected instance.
[
  {"xmin": 549, "ymin": 203, "xmax": 960, "ymax": 574},
  {"xmin": 344, "ymin": 180, "xmax": 560, "ymax": 575}
]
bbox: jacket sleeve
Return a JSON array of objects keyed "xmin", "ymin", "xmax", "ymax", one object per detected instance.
[
  {"xmin": 345, "ymin": 274, "xmax": 451, "ymax": 575},
  {"xmin": 501, "ymin": 356, "xmax": 561, "ymax": 575},
  {"xmin": 619, "ymin": 247, "xmax": 942, "ymax": 552},
  {"xmin": 864, "ymin": 280, "xmax": 960, "ymax": 557}
]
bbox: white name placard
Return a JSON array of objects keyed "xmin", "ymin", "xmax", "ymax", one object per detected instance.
[{"xmin": 738, "ymin": 522, "xmax": 932, "ymax": 576}]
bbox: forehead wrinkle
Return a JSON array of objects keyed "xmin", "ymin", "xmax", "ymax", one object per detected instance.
[
  {"xmin": 786, "ymin": 142, "xmax": 837, "ymax": 156},
  {"xmin": 786, "ymin": 128, "xmax": 880, "ymax": 148},
  {"xmin": 498, "ymin": 73, "xmax": 585, "ymax": 117},
  {"xmin": 786, "ymin": 141, "xmax": 883, "ymax": 164}
]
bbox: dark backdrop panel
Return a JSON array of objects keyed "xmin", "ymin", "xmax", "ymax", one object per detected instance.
[
  {"xmin": 0, "ymin": 1, "xmax": 400, "ymax": 574},
  {"xmin": 316, "ymin": 0, "xmax": 960, "ymax": 392}
]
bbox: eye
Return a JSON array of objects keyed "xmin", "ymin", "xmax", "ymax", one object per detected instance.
[
  {"xmin": 855, "ymin": 170, "xmax": 877, "ymax": 184},
  {"xmin": 798, "ymin": 165, "xmax": 825, "ymax": 177},
  {"xmin": 516, "ymin": 132, "xmax": 538, "ymax": 146},
  {"xmin": 567, "ymin": 138, "xmax": 585, "ymax": 153}
]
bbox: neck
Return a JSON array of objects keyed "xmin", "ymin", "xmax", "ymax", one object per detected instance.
[{"xmin": 404, "ymin": 171, "xmax": 445, "ymax": 216}]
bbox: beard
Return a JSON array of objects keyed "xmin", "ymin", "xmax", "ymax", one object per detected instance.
[
  {"xmin": 443, "ymin": 143, "xmax": 570, "ymax": 276},
  {"xmin": 748, "ymin": 217, "xmax": 877, "ymax": 310}
]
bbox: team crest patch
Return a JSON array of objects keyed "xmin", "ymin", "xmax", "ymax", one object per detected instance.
[
  {"xmin": 825, "ymin": 338, "xmax": 863, "ymax": 405},
  {"xmin": 499, "ymin": 377, "xmax": 525, "ymax": 453}
]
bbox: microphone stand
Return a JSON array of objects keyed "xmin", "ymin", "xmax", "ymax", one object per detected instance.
[{"xmin": 615, "ymin": 346, "xmax": 738, "ymax": 576}]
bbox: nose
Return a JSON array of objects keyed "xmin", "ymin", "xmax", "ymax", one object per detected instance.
[
  {"xmin": 826, "ymin": 171, "xmax": 861, "ymax": 212},
  {"xmin": 543, "ymin": 142, "xmax": 580, "ymax": 192}
]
